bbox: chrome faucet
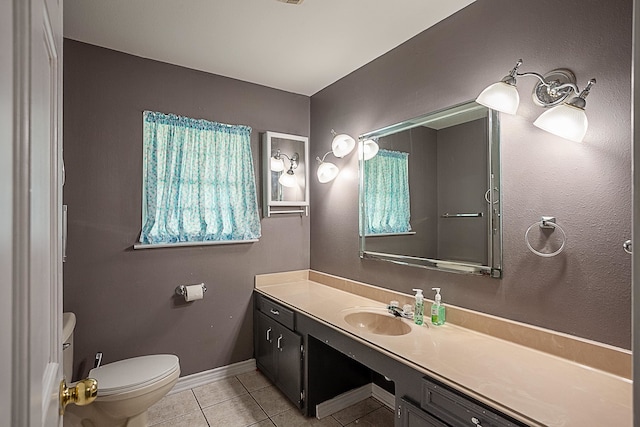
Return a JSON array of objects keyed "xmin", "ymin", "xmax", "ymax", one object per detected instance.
[{"xmin": 387, "ymin": 305, "xmax": 413, "ymax": 319}]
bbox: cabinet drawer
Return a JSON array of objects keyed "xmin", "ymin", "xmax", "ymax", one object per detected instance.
[
  {"xmin": 420, "ymin": 378, "xmax": 526, "ymax": 427},
  {"xmin": 256, "ymin": 294, "xmax": 295, "ymax": 330}
]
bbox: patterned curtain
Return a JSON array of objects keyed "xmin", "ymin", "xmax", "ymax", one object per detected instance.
[
  {"xmin": 364, "ymin": 149, "xmax": 411, "ymax": 234},
  {"xmin": 140, "ymin": 111, "xmax": 261, "ymax": 244}
]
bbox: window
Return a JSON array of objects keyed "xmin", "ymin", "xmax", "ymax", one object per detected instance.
[{"xmin": 138, "ymin": 111, "xmax": 261, "ymax": 247}]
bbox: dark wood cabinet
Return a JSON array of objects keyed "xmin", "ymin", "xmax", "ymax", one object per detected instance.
[
  {"xmin": 419, "ymin": 378, "xmax": 525, "ymax": 427},
  {"xmin": 399, "ymin": 397, "xmax": 447, "ymax": 427},
  {"xmin": 254, "ymin": 296, "xmax": 303, "ymax": 408}
]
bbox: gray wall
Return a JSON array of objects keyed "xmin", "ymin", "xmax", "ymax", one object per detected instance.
[
  {"xmin": 63, "ymin": 40, "xmax": 310, "ymax": 377},
  {"xmin": 310, "ymin": 0, "xmax": 632, "ymax": 348}
]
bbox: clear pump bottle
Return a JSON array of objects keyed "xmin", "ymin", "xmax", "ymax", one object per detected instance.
[{"xmin": 412, "ymin": 289, "xmax": 424, "ymax": 325}]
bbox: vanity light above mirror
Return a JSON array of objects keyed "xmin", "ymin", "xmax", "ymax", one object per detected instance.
[{"xmin": 476, "ymin": 59, "xmax": 596, "ymax": 142}]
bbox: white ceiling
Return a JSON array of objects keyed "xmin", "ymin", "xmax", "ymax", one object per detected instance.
[{"xmin": 64, "ymin": 0, "xmax": 474, "ymax": 96}]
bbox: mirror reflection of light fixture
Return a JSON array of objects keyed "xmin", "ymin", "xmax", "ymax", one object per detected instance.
[
  {"xmin": 270, "ymin": 155, "xmax": 285, "ymax": 172},
  {"xmin": 476, "ymin": 59, "xmax": 596, "ymax": 142},
  {"xmin": 271, "ymin": 149, "xmax": 299, "ymax": 187},
  {"xmin": 360, "ymin": 138, "xmax": 379, "ymax": 161}
]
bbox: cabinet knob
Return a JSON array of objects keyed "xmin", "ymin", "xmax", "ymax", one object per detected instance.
[{"xmin": 471, "ymin": 417, "xmax": 483, "ymax": 426}]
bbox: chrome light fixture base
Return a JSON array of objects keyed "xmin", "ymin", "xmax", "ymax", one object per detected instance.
[{"xmin": 531, "ymin": 69, "xmax": 577, "ymax": 107}]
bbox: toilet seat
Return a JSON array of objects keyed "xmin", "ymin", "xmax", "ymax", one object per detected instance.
[{"xmin": 89, "ymin": 354, "xmax": 179, "ymax": 397}]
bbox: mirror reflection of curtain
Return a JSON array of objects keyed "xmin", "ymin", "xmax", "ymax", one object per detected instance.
[
  {"xmin": 140, "ymin": 111, "xmax": 261, "ymax": 244},
  {"xmin": 364, "ymin": 149, "xmax": 411, "ymax": 235}
]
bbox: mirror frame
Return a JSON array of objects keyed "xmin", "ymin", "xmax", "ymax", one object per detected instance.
[
  {"xmin": 358, "ymin": 101, "xmax": 503, "ymax": 278},
  {"xmin": 262, "ymin": 131, "xmax": 310, "ymax": 217}
]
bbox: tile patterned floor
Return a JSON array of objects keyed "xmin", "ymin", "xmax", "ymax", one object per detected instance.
[{"xmin": 148, "ymin": 370, "xmax": 394, "ymax": 427}]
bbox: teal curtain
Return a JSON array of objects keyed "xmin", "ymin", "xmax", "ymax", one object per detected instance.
[
  {"xmin": 364, "ymin": 149, "xmax": 411, "ymax": 234},
  {"xmin": 140, "ymin": 111, "xmax": 261, "ymax": 244}
]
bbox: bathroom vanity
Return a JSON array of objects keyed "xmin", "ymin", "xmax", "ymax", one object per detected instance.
[{"xmin": 253, "ymin": 271, "xmax": 631, "ymax": 427}]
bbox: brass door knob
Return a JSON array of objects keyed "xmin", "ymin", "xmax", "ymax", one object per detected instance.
[{"xmin": 59, "ymin": 378, "xmax": 98, "ymax": 415}]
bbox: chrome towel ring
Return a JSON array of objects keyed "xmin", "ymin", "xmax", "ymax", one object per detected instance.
[
  {"xmin": 525, "ymin": 216, "xmax": 566, "ymax": 258},
  {"xmin": 484, "ymin": 187, "xmax": 499, "ymax": 204}
]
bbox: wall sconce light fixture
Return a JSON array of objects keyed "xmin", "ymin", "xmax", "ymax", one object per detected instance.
[
  {"xmin": 316, "ymin": 129, "xmax": 357, "ymax": 183},
  {"xmin": 476, "ymin": 59, "xmax": 596, "ymax": 142},
  {"xmin": 271, "ymin": 149, "xmax": 299, "ymax": 188},
  {"xmin": 331, "ymin": 130, "xmax": 356, "ymax": 158}
]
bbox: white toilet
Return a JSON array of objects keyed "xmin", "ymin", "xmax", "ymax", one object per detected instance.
[{"xmin": 63, "ymin": 313, "xmax": 180, "ymax": 427}]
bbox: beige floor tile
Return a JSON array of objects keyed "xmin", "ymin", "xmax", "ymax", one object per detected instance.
[
  {"xmin": 271, "ymin": 408, "xmax": 342, "ymax": 427},
  {"xmin": 148, "ymin": 390, "xmax": 201, "ymax": 426},
  {"xmin": 202, "ymin": 394, "xmax": 268, "ymax": 427},
  {"xmin": 250, "ymin": 419, "xmax": 277, "ymax": 427},
  {"xmin": 193, "ymin": 376, "xmax": 249, "ymax": 408},
  {"xmin": 344, "ymin": 407, "xmax": 395, "ymax": 426},
  {"xmin": 251, "ymin": 385, "xmax": 297, "ymax": 417},
  {"xmin": 149, "ymin": 409, "xmax": 209, "ymax": 427},
  {"xmin": 237, "ymin": 369, "xmax": 273, "ymax": 392},
  {"xmin": 331, "ymin": 398, "xmax": 383, "ymax": 426}
]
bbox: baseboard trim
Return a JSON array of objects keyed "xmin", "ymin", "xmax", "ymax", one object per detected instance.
[
  {"xmin": 316, "ymin": 384, "xmax": 372, "ymax": 419},
  {"xmin": 315, "ymin": 383, "xmax": 395, "ymax": 419},
  {"xmin": 169, "ymin": 358, "xmax": 257, "ymax": 395},
  {"xmin": 372, "ymin": 384, "xmax": 395, "ymax": 409}
]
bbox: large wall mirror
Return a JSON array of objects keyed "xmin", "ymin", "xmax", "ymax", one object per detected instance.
[{"xmin": 358, "ymin": 101, "xmax": 502, "ymax": 277}]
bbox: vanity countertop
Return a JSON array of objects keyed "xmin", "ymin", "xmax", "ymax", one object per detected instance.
[{"xmin": 255, "ymin": 278, "xmax": 631, "ymax": 427}]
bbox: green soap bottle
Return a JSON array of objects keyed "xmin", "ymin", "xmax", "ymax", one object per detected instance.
[{"xmin": 431, "ymin": 288, "xmax": 446, "ymax": 326}]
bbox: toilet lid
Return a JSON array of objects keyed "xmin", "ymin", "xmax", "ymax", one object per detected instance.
[{"xmin": 89, "ymin": 354, "xmax": 179, "ymax": 396}]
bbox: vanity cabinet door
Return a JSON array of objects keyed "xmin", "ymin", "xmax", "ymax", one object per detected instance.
[
  {"xmin": 255, "ymin": 311, "xmax": 277, "ymax": 382},
  {"xmin": 254, "ymin": 297, "xmax": 304, "ymax": 409},
  {"xmin": 274, "ymin": 325, "xmax": 303, "ymax": 407},
  {"xmin": 399, "ymin": 397, "xmax": 448, "ymax": 427}
]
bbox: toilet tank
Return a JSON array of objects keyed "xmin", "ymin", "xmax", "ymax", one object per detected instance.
[{"xmin": 62, "ymin": 312, "xmax": 76, "ymax": 381}]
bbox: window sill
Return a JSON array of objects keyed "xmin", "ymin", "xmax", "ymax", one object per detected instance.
[
  {"xmin": 363, "ymin": 232, "xmax": 416, "ymax": 237},
  {"xmin": 133, "ymin": 239, "xmax": 259, "ymax": 250}
]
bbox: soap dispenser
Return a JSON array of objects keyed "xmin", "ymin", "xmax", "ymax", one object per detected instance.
[
  {"xmin": 412, "ymin": 289, "xmax": 424, "ymax": 325},
  {"xmin": 431, "ymin": 288, "xmax": 446, "ymax": 326}
]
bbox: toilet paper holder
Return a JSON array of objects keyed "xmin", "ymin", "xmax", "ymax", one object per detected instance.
[{"xmin": 175, "ymin": 283, "xmax": 207, "ymax": 298}]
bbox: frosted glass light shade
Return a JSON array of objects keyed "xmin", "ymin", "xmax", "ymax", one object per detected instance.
[
  {"xmin": 331, "ymin": 133, "xmax": 356, "ymax": 158},
  {"xmin": 270, "ymin": 156, "xmax": 285, "ymax": 172},
  {"xmin": 476, "ymin": 81, "xmax": 520, "ymax": 115},
  {"xmin": 278, "ymin": 171, "xmax": 297, "ymax": 188},
  {"xmin": 317, "ymin": 162, "xmax": 339, "ymax": 183},
  {"xmin": 361, "ymin": 139, "xmax": 379, "ymax": 161},
  {"xmin": 533, "ymin": 103, "xmax": 588, "ymax": 142}
]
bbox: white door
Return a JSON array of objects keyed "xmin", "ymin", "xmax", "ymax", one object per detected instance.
[{"xmin": 1, "ymin": 0, "xmax": 65, "ymax": 425}]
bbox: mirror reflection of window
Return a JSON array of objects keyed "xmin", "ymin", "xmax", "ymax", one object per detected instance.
[{"xmin": 363, "ymin": 149, "xmax": 411, "ymax": 235}]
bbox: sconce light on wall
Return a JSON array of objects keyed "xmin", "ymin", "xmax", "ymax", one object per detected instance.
[
  {"xmin": 476, "ymin": 59, "xmax": 596, "ymax": 142},
  {"xmin": 270, "ymin": 149, "xmax": 299, "ymax": 188},
  {"xmin": 316, "ymin": 129, "xmax": 356, "ymax": 183}
]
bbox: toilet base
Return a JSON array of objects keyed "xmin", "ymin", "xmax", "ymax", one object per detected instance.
[{"xmin": 64, "ymin": 406, "xmax": 148, "ymax": 427}]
